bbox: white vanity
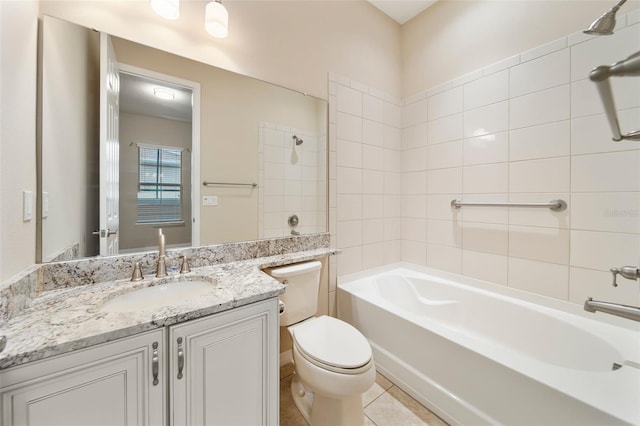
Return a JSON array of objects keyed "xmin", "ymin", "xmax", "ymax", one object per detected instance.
[{"xmin": 0, "ymin": 237, "xmax": 335, "ymax": 426}]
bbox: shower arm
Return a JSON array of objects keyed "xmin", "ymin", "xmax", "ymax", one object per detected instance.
[{"xmin": 589, "ymin": 50, "xmax": 640, "ymax": 142}]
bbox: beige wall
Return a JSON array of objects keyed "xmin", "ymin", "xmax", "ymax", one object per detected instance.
[
  {"xmin": 38, "ymin": 0, "xmax": 402, "ymax": 100},
  {"xmin": 402, "ymin": 0, "xmax": 640, "ymax": 96},
  {"xmin": 113, "ymin": 37, "xmax": 326, "ymax": 245},
  {"xmin": 0, "ymin": 1, "xmax": 38, "ymax": 281},
  {"xmin": 41, "ymin": 16, "xmax": 100, "ymax": 261},
  {"xmin": 119, "ymin": 112, "xmax": 192, "ymax": 251}
]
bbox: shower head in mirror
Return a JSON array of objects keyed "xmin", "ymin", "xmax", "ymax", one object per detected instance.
[{"xmin": 292, "ymin": 135, "xmax": 303, "ymax": 145}]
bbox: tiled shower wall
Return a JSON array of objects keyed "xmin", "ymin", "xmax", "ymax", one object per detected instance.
[{"xmin": 332, "ymin": 11, "xmax": 640, "ymax": 307}]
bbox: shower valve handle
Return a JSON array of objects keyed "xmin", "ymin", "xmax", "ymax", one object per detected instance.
[{"xmin": 610, "ymin": 266, "xmax": 640, "ymax": 287}]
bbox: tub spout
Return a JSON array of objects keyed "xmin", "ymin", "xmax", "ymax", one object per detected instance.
[{"xmin": 584, "ymin": 297, "xmax": 640, "ymax": 322}]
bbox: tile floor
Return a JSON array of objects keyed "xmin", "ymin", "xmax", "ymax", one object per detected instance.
[{"xmin": 280, "ymin": 363, "xmax": 449, "ymax": 426}]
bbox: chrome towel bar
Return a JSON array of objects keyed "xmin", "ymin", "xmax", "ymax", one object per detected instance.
[
  {"xmin": 202, "ymin": 181, "xmax": 257, "ymax": 188},
  {"xmin": 451, "ymin": 199, "xmax": 567, "ymax": 211}
]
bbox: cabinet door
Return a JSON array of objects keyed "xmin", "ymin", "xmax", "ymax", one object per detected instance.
[
  {"xmin": 170, "ymin": 298, "xmax": 278, "ymax": 426},
  {"xmin": 0, "ymin": 329, "xmax": 166, "ymax": 426}
]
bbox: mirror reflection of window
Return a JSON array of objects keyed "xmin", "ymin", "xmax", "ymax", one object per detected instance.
[{"xmin": 137, "ymin": 145, "xmax": 183, "ymax": 224}]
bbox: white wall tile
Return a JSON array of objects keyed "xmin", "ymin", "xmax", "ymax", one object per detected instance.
[
  {"xmin": 363, "ymin": 94, "xmax": 383, "ymax": 122},
  {"xmin": 362, "ymin": 243, "xmax": 385, "ymax": 270},
  {"xmin": 427, "ymin": 140, "xmax": 463, "ymax": 170},
  {"xmin": 510, "ymin": 157, "xmax": 570, "ymax": 193},
  {"xmin": 571, "ymin": 77, "xmax": 640, "ymax": 119},
  {"xmin": 463, "ymin": 132, "xmax": 509, "ymax": 166},
  {"xmin": 384, "ymin": 125, "xmax": 402, "ymax": 150},
  {"xmin": 402, "ymin": 217, "xmax": 427, "ymax": 242},
  {"xmin": 363, "ymin": 169, "xmax": 384, "ymax": 195},
  {"xmin": 510, "ymin": 85, "xmax": 570, "ymax": 129},
  {"xmin": 570, "ymin": 230, "xmax": 639, "ymax": 271},
  {"xmin": 363, "ymin": 144, "xmax": 384, "ymax": 171},
  {"xmin": 570, "ymin": 23, "xmax": 640, "ymax": 81},
  {"xmin": 337, "ymin": 139, "xmax": 362, "ymax": 168},
  {"xmin": 363, "ymin": 119, "xmax": 384, "ymax": 147},
  {"xmin": 462, "ymin": 222, "xmax": 509, "ymax": 255},
  {"xmin": 510, "ymin": 121, "xmax": 570, "ymax": 161},
  {"xmin": 520, "ymin": 37, "xmax": 567, "ymax": 62},
  {"xmin": 462, "ymin": 163, "xmax": 508, "ymax": 194},
  {"xmin": 463, "ymin": 70, "xmax": 509, "ymax": 111},
  {"xmin": 428, "ymin": 168, "xmax": 462, "ymax": 194},
  {"xmin": 428, "ymin": 86, "xmax": 463, "ymax": 120},
  {"xmin": 384, "ymin": 240, "xmax": 402, "ymax": 263},
  {"xmin": 452, "ymin": 69, "xmax": 482, "ymax": 87},
  {"xmin": 571, "ymin": 192, "xmax": 640, "ymax": 234},
  {"xmin": 384, "ymin": 172, "xmax": 402, "ymax": 194},
  {"xmin": 569, "ymin": 267, "xmax": 640, "ymax": 306},
  {"xmin": 401, "ymin": 194, "xmax": 427, "ymax": 218},
  {"xmin": 403, "ymin": 147, "xmax": 428, "ymax": 172},
  {"xmin": 403, "ymin": 99, "xmax": 428, "ymax": 128},
  {"xmin": 427, "ymin": 219, "xmax": 461, "ymax": 247},
  {"xmin": 402, "ymin": 171, "xmax": 427, "ymax": 195},
  {"xmin": 402, "ymin": 123, "xmax": 428, "ymax": 149},
  {"xmin": 337, "ymin": 220, "xmax": 362, "ymax": 248},
  {"xmin": 427, "ymin": 194, "xmax": 461, "ymax": 221},
  {"xmin": 508, "ymin": 258, "xmax": 569, "ymax": 300},
  {"xmin": 383, "ymin": 148, "xmax": 402, "ymax": 172},
  {"xmin": 459, "ymin": 193, "xmax": 509, "ymax": 225},
  {"xmin": 337, "ymin": 246, "xmax": 362, "ymax": 276},
  {"xmin": 482, "ymin": 54, "xmax": 520, "ymax": 76},
  {"xmin": 571, "ymin": 151, "xmax": 640, "ymax": 192},
  {"xmin": 337, "ymin": 112, "xmax": 362, "ymax": 142},
  {"xmin": 336, "ymin": 194, "xmax": 361, "ymax": 221},
  {"xmin": 384, "ymin": 218, "xmax": 402, "ymax": 240},
  {"xmin": 427, "ymin": 244, "xmax": 462, "ymax": 273},
  {"xmin": 362, "ymin": 219, "xmax": 384, "ymax": 244},
  {"xmin": 362, "ymin": 194, "xmax": 384, "ymax": 219},
  {"xmin": 337, "ymin": 167, "xmax": 362, "ymax": 194},
  {"xmin": 402, "ymin": 240, "xmax": 427, "ymax": 266},
  {"xmin": 383, "ymin": 102, "xmax": 402, "ymax": 127},
  {"xmin": 427, "ymin": 113, "xmax": 463, "ymax": 145},
  {"xmin": 462, "ymin": 250, "xmax": 508, "ymax": 285},
  {"xmin": 571, "ymin": 109, "xmax": 640, "ymax": 155},
  {"xmin": 510, "ymin": 49, "xmax": 570, "ymax": 98},
  {"xmin": 508, "ymin": 193, "xmax": 570, "ymax": 229},
  {"xmin": 509, "ymin": 225, "xmax": 570, "ymax": 265},
  {"xmin": 385, "ymin": 194, "xmax": 404, "ymax": 217},
  {"xmin": 337, "ymin": 84, "xmax": 362, "ymax": 115},
  {"xmin": 463, "ymin": 101, "xmax": 509, "ymax": 138}
]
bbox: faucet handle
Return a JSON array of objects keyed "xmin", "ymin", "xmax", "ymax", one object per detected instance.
[
  {"xmin": 610, "ymin": 266, "xmax": 640, "ymax": 287},
  {"xmin": 610, "ymin": 267, "xmax": 620, "ymax": 287},
  {"xmin": 131, "ymin": 262, "xmax": 144, "ymax": 282},
  {"xmin": 179, "ymin": 256, "xmax": 191, "ymax": 274}
]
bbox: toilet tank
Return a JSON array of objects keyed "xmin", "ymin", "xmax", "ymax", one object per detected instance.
[{"xmin": 266, "ymin": 261, "xmax": 322, "ymax": 326}]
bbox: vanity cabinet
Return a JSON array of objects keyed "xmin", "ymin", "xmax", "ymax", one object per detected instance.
[
  {"xmin": 0, "ymin": 329, "xmax": 166, "ymax": 426},
  {"xmin": 0, "ymin": 298, "xmax": 279, "ymax": 426}
]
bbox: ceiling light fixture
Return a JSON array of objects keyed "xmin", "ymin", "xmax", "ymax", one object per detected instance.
[
  {"xmin": 150, "ymin": 0, "xmax": 180, "ymax": 20},
  {"xmin": 205, "ymin": 0, "xmax": 229, "ymax": 38},
  {"xmin": 154, "ymin": 88, "xmax": 175, "ymax": 100}
]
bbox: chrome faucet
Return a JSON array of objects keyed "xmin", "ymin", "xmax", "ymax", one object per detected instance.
[
  {"xmin": 610, "ymin": 265, "xmax": 640, "ymax": 287},
  {"xmin": 156, "ymin": 228, "xmax": 168, "ymax": 278},
  {"xmin": 584, "ymin": 298, "xmax": 640, "ymax": 322}
]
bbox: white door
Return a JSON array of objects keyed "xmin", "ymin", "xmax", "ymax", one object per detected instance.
[
  {"xmin": 169, "ymin": 299, "xmax": 279, "ymax": 426},
  {"xmin": 98, "ymin": 32, "xmax": 120, "ymax": 255}
]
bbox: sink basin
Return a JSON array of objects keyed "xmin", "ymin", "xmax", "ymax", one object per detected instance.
[{"xmin": 101, "ymin": 279, "xmax": 222, "ymax": 313}]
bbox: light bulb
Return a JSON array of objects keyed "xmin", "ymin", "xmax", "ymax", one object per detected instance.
[{"xmin": 205, "ymin": 1, "xmax": 229, "ymax": 38}]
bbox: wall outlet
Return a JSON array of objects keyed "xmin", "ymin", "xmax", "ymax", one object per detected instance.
[
  {"xmin": 23, "ymin": 190, "xmax": 33, "ymax": 222},
  {"xmin": 203, "ymin": 195, "xmax": 218, "ymax": 206}
]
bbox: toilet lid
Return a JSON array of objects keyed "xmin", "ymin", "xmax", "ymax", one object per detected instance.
[{"xmin": 291, "ymin": 316, "xmax": 372, "ymax": 370}]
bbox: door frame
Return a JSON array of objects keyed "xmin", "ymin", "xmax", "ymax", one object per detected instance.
[{"xmin": 118, "ymin": 63, "xmax": 201, "ymax": 248}]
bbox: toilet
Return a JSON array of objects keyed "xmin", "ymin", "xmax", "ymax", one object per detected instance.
[{"xmin": 268, "ymin": 260, "xmax": 376, "ymax": 426}]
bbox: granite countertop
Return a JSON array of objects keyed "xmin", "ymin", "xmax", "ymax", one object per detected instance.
[{"xmin": 0, "ymin": 248, "xmax": 336, "ymax": 370}]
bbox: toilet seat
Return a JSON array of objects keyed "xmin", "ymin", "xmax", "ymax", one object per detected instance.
[{"xmin": 290, "ymin": 316, "xmax": 373, "ymax": 374}]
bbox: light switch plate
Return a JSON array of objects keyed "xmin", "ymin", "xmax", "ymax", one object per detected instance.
[
  {"xmin": 203, "ymin": 195, "xmax": 218, "ymax": 206},
  {"xmin": 43, "ymin": 192, "xmax": 49, "ymax": 218},
  {"xmin": 23, "ymin": 190, "xmax": 33, "ymax": 222}
]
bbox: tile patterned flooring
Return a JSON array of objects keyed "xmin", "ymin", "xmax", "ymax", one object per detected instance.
[{"xmin": 280, "ymin": 364, "xmax": 449, "ymax": 426}]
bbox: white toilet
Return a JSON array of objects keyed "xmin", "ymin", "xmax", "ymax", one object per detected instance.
[{"xmin": 268, "ymin": 260, "xmax": 376, "ymax": 426}]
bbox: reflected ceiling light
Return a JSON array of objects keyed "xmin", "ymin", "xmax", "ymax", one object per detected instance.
[
  {"xmin": 205, "ymin": 0, "xmax": 229, "ymax": 38},
  {"xmin": 154, "ymin": 88, "xmax": 175, "ymax": 100},
  {"xmin": 150, "ymin": 0, "xmax": 180, "ymax": 20}
]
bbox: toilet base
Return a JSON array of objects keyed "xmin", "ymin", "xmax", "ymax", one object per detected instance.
[{"xmin": 290, "ymin": 374, "xmax": 365, "ymax": 426}]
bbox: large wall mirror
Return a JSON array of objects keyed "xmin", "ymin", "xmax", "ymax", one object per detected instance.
[{"xmin": 38, "ymin": 15, "xmax": 328, "ymax": 263}]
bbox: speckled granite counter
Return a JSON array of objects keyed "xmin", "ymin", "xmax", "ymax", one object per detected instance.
[{"xmin": 0, "ymin": 246, "xmax": 337, "ymax": 370}]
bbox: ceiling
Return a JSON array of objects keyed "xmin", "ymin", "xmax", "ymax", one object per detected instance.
[
  {"xmin": 120, "ymin": 72, "xmax": 193, "ymax": 122},
  {"xmin": 367, "ymin": 0, "xmax": 438, "ymax": 25}
]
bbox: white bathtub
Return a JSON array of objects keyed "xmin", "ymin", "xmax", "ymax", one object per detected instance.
[{"xmin": 337, "ymin": 263, "xmax": 640, "ymax": 426}]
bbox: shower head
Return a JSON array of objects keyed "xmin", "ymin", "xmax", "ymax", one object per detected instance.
[
  {"xmin": 583, "ymin": 0, "xmax": 627, "ymax": 35},
  {"xmin": 292, "ymin": 135, "xmax": 303, "ymax": 145}
]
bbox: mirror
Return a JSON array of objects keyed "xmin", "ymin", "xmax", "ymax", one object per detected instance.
[{"xmin": 38, "ymin": 15, "xmax": 328, "ymax": 262}]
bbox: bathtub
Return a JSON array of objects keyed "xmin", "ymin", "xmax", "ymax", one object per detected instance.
[{"xmin": 337, "ymin": 263, "xmax": 640, "ymax": 426}]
